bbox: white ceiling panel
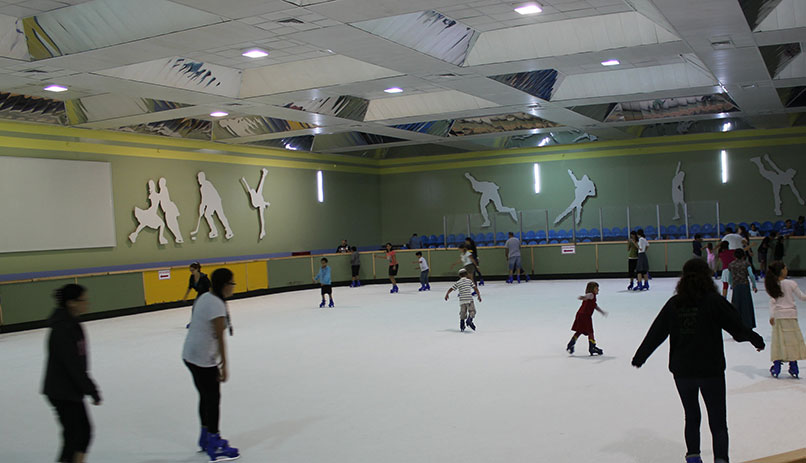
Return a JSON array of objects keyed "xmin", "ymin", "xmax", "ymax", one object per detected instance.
[
  {"xmin": 364, "ymin": 89, "xmax": 498, "ymax": 121},
  {"xmin": 165, "ymin": 0, "xmax": 292, "ymax": 19},
  {"xmin": 553, "ymin": 63, "xmax": 717, "ymax": 101},
  {"xmin": 756, "ymin": 0, "xmax": 806, "ymax": 32},
  {"xmin": 240, "ymin": 55, "xmax": 403, "ymax": 97},
  {"xmin": 465, "ymin": 11, "xmax": 680, "ymax": 66}
]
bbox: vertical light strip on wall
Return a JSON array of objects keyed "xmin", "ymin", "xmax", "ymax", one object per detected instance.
[
  {"xmin": 720, "ymin": 150, "xmax": 728, "ymax": 183},
  {"xmin": 533, "ymin": 163, "xmax": 540, "ymax": 193},
  {"xmin": 317, "ymin": 170, "xmax": 324, "ymax": 202}
]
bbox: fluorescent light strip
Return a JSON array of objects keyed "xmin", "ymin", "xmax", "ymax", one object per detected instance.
[
  {"xmin": 601, "ymin": 59, "xmax": 620, "ymax": 66},
  {"xmin": 210, "ymin": 111, "xmax": 228, "ymax": 117},
  {"xmin": 384, "ymin": 87, "xmax": 403, "ymax": 93},
  {"xmin": 317, "ymin": 171, "xmax": 324, "ymax": 203},
  {"xmin": 533, "ymin": 163, "xmax": 541, "ymax": 194},
  {"xmin": 515, "ymin": 3, "xmax": 542, "ymax": 14},
  {"xmin": 721, "ymin": 150, "xmax": 728, "ymax": 184}
]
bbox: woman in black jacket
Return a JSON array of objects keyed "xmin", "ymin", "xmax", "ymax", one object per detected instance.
[
  {"xmin": 42, "ymin": 284, "xmax": 101, "ymax": 463},
  {"xmin": 632, "ymin": 258, "xmax": 764, "ymax": 463}
]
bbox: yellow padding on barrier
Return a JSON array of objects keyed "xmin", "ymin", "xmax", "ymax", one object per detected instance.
[
  {"xmin": 246, "ymin": 261, "xmax": 268, "ymax": 291},
  {"xmin": 743, "ymin": 449, "xmax": 806, "ymax": 463},
  {"xmin": 143, "ymin": 264, "xmax": 248, "ymax": 305}
]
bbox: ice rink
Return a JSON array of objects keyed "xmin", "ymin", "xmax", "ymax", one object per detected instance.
[{"xmin": 2, "ymin": 276, "xmax": 804, "ymax": 463}]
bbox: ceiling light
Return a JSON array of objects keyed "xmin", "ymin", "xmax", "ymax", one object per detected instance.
[
  {"xmin": 43, "ymin": 84, "xmax": 68, "ymax": 92},
  {"xmin": 722, "ymin": 121, "xmax": 732, "ymax": 132},
  {"xmin": 601, "ymin": 59, "xmax": 620, "ymax": 66},
  {"xmin": 384, "ymin": 87, "xmax": 403, "ymax": 93},
  {"xmin": 210, "ymin": 111, "xmax": 229, "ymax": 118},
  {"xmin": 242, "ymin": 48, "xmax": 269, "ymax": 58},
  {"xmin": 515, "ymin": 3, "xmax": 542, "ymax": 14}
]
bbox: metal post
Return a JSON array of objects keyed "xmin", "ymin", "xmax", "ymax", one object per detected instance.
[
  {"xmin": 716, "ymin": 201, "xmax": 721, "ymax": 238},
  {"xmin": 493, "ymin": 214, "xmax": 497, "ymax": 246},
  {"xmin": 443, "ymin": 216, "xmax": 448, "ymax": 248},
  {"xmin": 545, "ymin": 209, "xmax": 550, "ymax": 244},
  {"xmin": 626, "ymin": 207, "xmax": 631, "ymax": 239},
  {"xmin": 572, "ymin": 216, "xmax": 577, "ymax": 243},
  {"xmin": 519, "ymin": 211, "xmax": 524, "ymax": 242},
  {"xmin": 656, "ymin": 204, "xmax": 661, "ymax": 240},
  {"xmin": 466, "ymin": 214, "xmax": 471, "ymax": 237},
  {"xmin": 683, "ymin": 203, "xmax": 690, "ymax": 239},
  {"xmin": 599, "ymin": 207, "xmax": 604, "ymax": 242}
]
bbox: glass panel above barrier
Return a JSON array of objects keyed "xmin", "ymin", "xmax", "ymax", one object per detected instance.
[
  {"xmin": 628, "ymin": 204, "xmax": 659, "ymax": 241},
  {"xmin": 658, "ymin": 202, "xmax": 686, "ymax": 240},
  {"xmin": 600, "ymin": 205, "xmax": 628, "ymax": 242},
  {"xmin": 469, "ymin": 211, "xmax": 494, "ymax": 247},
  {"xmin": 684, "ymin": 200, "xmax": 718, "ymax": 240},
  {"xmin": 521, "ymin": 208, "xmax": 550, "ymax": 245},
  {"xmin": 444, "ymin": 213, "xmax": 469, "ymax": 248}
]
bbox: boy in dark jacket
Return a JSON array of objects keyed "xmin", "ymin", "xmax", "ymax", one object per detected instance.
[{"xmin": 43, "ymin": 284, "xmax": 101, "ymax": 463}]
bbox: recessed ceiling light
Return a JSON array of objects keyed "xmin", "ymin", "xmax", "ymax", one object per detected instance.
[
  {"xmin": 43, "ymin": 84, "xmax": 68, "ymax": 92},
  {"xmin": 242, "ymin": 48, "xmax": 269, "ymax": 58},
  {"xmin": 601, "ymin": 59, "xmax": 620, "ymax": 66},
  {"xmin": 515, "ymin": 3, "xmax": 542, "ymax": 14},
  {"xmin": 384, "ymin": 87, "xmax": 403, "ymax": 93},
  {"xmin": 210, "ymin": 111, "xmax": 229, "ymax": 118}
]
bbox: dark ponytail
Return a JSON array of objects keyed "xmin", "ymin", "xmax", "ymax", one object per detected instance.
[
  {"xmin": 54, "ymin": 284, "xmax": 86, "ymax": 308},
  {"xmin": 765, "ymin": 261, "xmax": 785, "ymax": 299},
  {"xmin": 210, "ymin": 268, "xmax": 234, "ymax": 299}
]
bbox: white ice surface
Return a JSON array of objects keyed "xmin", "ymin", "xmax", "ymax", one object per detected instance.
[{"xmin": 2, "ymin": 277, "xmax": 804, "ymax": 463}]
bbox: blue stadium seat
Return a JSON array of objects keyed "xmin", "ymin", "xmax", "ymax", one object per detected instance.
[
  {"xmin": 589, "ymin": 228, "xmax": 600, "ymax": 241},
  {"xmin": 525, "ymin": 230, "xmax": 536, "ymax": 241},
  {"xmin": 549, "ymin": 240, "xmax": 559, "ymax": 244},
  {"xmin": 761, "ymin": 221, "xmax": 774, "ymax": 233},
  {"xmin": 485, "ymin": 232, "xmax": 494, "ymax": 245},
  {"xmin": 582, "ymin": 238, "xmax": 592, "ymax": 243},
  {"xmin": 536, "ymin": 230, "xmax": 546, "ymax": 241},
  {"xmin": 774, "ymin": 221, "xmax": 785, "ymax": 232},
  {"xmin": 577, "ymin": 228, "xmax": 589, "ymax": 240},
  {"xmin": 726, "ymin": 222, "xmax": 737, "ymax": 232},
  {"xmin": 602, "ymin": 227, "xmax": 615, "ymax": 241},
  {"xmin": 447, "ymin": 234, "xmax": 456, "ymax": 247}
]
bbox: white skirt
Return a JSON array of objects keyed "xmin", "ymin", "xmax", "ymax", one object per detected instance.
[{"xmin": 770, "ymin": 318, "xmax": 806, "ymax": 362}]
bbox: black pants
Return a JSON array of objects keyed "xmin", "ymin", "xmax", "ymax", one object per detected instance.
[
  {"xmin": 49, "ymin": 398, "xmax": 91, "ymax": 463},
  {"xmin": 185, "ymin": 361, "xmax": 221, "ymax": 434},
  {"xmin": 674, "ymin": 375, "xmax": 728, "ymax": 462},
  {"xmin": 419, "ymin": 270, "xmax": 429, "ymax": 286},
  {"xmin": 628, "ymin": 258, "xmax": 637, "ymax": 279}
]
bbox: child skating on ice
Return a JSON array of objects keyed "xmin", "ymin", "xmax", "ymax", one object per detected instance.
[
  {"xmin": 567, "ymin": 282, "xmax": 608, "ymax": 355},
  {"xmin": 349, "ymin": 246, "xmax": 361, "ymax": 287},
  {"xmin": 374, "ymin": 242, "xmax": 399, "ymax": 293},
  {"xmin": 414, "ymin": 251, "xmax": 430, "ymax": 291},
  {"xmin": 444, "ymin": 269, "xmax": 481, "ymax": 332},
  {"xmin": 765, "ymin": 261, "xmax": 806, "ymax": 378},
  {"xmin": 313, "ymin": 258, "xmax": 334, "ymax": 308}
]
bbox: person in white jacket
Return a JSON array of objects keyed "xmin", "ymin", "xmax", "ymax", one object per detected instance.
[{"xmin": 764, "ymin": 261, "xmax": 806, "ymax": 378}]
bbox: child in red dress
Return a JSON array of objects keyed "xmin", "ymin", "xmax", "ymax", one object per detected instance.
[{"xmin": 566, "ymin": 282, "xmax": 608, "ymax": 355}]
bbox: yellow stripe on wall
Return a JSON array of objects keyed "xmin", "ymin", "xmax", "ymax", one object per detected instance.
[{"xmin": 143, "ymin": 264, "xmax": 250, "ymax": 305}]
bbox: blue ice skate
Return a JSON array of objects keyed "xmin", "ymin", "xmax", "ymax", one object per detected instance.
[
  {"xmin": 319, "ymin": 300, "xmax": 325, "ymax": 308},
  {"xmin": 566, "ymin": 339, "xmax": 575, "ymax": 355},
  {"xmin": 478, "ymin": 279, "xmax": 485, "ymax": 286},
  {"xmin": 524, "ymin": 274, "xmax": 530, "ymax": 282},
  {"xmin": 685, "ymin": 455, "xmax": 703, "ymax": 463},
  {"xmin": 425, "ymin": 283, "xmax": 430, "ymax": 291},
  {"xmin": 198, "ymin": 427, "xmax": 209, "ymax": 452},
  {"xmin": 506, "ymin": 276, "xmax": 513, "ymax": 284},
  {"xmin": 328, "ymin": 300, "xmax": 334, "ymax": 308},
  {"xmin": 206, "ymin": 433, "xmax": 239, "ymax": 462},
  {"xmin": 460, "ymin": 319, "xmax": 465, "ymax": 332},
  {"xmin": 466, "ymin": 317, "xmax": 476, "ymax": 331},
  {"xmin": 789, "ymin": 361, "xmax": 799, "ymax": 378},
  {"xmin": 390, "ymin": 285, "xmax": 399, "ymax": 294},
  {"xmin": 643, "ymin": 281, "xmax": 649, "ymax": 291},
  {"xmin": 418, "ymin": 285, "xmax": 425, "ymax": 292},
  {"xmin": 356, "ymin": 280, "xmax": 361, "ymax": 287},
  {"xmin": 516, "ymin": 274, "xmax": 521, "ymax": 283},
  {"xmin": 627, "ymin": 282, "xmax": 633, "ymax": 291},
  {"xmin": 771, "ymin": 360, "xmax": 782, "ymax": 378}
]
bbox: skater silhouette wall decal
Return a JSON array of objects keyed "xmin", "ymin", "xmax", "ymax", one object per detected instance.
[
  {"xmin": 464, "ymin": 172, "xmax": 518, "ymax": 227},
  {"xmin": 750, "ymin": 154, "xmax": 804, "ymax": 216},
  {"xmin": 240, "ymin": 168, "xmax": 271, "ymax": 240},
  {"xmin": 190, "ymin": 172, "xmax": 234, "ymax": 240},
  {"xmin": 554, "ymin": 169, "xmax": 596, "ymax": 225},
  {"xmin": 671, "ymin": 161, "xmax": 686, "ymax": 220},
  {"xmin": 155, "ymin": 177, "xmax": 183, "ymax": 243},
  {"xmin": 129, "ymin": 179, "xmax": 168, "ymax": 244}
]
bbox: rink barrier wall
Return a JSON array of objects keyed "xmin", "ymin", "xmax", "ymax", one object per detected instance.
[
  {"xmin": 2, "ymin": 238, "xmax": 805, "ymax": 331},
  {"xmin": 742, "ymin": 448, "xmax": 806, "ymax": 463}
]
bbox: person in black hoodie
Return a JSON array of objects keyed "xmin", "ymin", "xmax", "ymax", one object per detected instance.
[
  {"xmin": 632, "ymin": 258, "xmax": 764, "ymax": 463},
  {"xmin": 42, "ymin": 284, "xmax": 101, "ymax": 463}
]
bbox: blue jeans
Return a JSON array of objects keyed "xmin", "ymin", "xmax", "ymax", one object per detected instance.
[{"xmin": 419, "ymin": 270, "xmax": 429, "ymax": 286}]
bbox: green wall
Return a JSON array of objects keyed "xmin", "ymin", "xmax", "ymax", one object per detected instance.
[
  {"xmin": 0, "ymin": 124, "xmax": 381, "ymax": 276},
  {"xmin": 378, "ymin": 133, "xmax": 806, "ymax": 244}
]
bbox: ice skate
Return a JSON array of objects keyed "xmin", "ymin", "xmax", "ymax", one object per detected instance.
[
  {"xmin": 356, "ymin": 280, "xmax": 361, "ymax": 287},
  {"xmin": 771, "ymin": 361, "xmax": 782, "ymax": 378},
  {"xmin": 418, "ymin": 285, "xmax": 425, "ymax": 292},
  {"xmin": 349, "ymin": 281, "xmax": 355, "ymax": 288},
  {"xmin": 566, "ymin": 339, "xmax": 575, "ymax": 355},
  {"xmin": 516, "ymin": 274, "xmax": 521, "ymax": 283},
  {"xmin": 466, "ymin": 317, "xmax": 476, "ymax": 331},
  {"xmin": 643, "ymin": 281, "xmax": 650, "ymax": 291},
  {"xmin": 685, "ymin": 455, "xmax": 703, "ymax": 463},
  {"xmin": 627, "ymin": 282, "xmax": 633, "ymax": 291},
  {"xmin": 198, "ymin": 427, "xmax": 209, "ymax": 452},
  {"xmin": 206, "ymin": 433, "xmax": 239, "ymax": 462},
  {"xmin": 319, "ymin": 300, "xmax": 325, "ymax": 308},
  {"xmin": 632, "ymin": 284, "xmax": 642, "ymax": 291},
  {"xmin": 506, "ymin": 276, "xmax": 513, "ymax": 284},
  {"xmin": 478, "ymin": 279, "xmax": 484, "ymax": 286},
  {"xmin": 524, "ymin": 274, "xmax": 530, "ymax": 282},
  {"xmin": 460, "ymin": 319, "xmax": 465, "ymax": 332},
  {"xmin": 789, "ymin": 361, "xmax": 799, "ymax": 378},
  {"xmin": 328, "ymin": 300, "xmax": 334, "ymax": 308},
  {"xmin": 425, "ymin": 283, "xmax": 430, "ymax": 291},
  {"xmin": 588, "ymin": 341, "xmax": 603, "ymax": 356}
]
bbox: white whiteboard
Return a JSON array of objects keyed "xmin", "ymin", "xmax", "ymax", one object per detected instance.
[{"xmin": 0, "ymin": 157, "xmax": 117, "ymax": 253}]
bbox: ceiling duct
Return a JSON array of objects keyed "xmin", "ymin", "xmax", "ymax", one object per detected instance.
[
  {"xmin": 214, "ymin": 115, "xmax": 316, "ymax": 140},
  {"xmin": 739, "ymin": 0, "xmax": 784, "ymax": 30},
  {"xmin": 282, "ymin": 95, "xmax": 368, "ymax": 121},
  {"xmin": 568, "ymin": 103, "xmax": 618, "ymax": 123},
  {"xmin": 0, "ymin": 92, "xmax": 66, "ymax": 124},
  {"xmin": 489, "ymin": 69, "xmax": 562, "ymax": 101},
  {"xmin": 759, "ymin": 42, "xmax": 802, "ymax": 78},
  {"xmin": 353, "ymin": 10, "xmax": 479, "ymax": 66},
  {"xmin": 777, "ymin": 86, "xmax": 806, "ymax": 107},
  {"xmin": 312, "ymin": 132, "xmax": 405, "ymax": 151},
  {"xmin": 604, "ymin": 94, "xmax": 738, "ymax": 122},
  {"xmin": 248, "ymin": 135, "xmax": 314, "ymax": 152},
  {"xmin": 389, "ymin": 120, "xmax": 454, "ymax": 137}
]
